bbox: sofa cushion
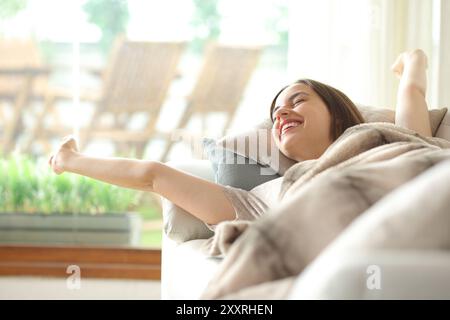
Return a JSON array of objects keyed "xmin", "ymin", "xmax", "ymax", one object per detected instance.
[
  {"xmin": 357, "ymin": 105, "xmax": 447, "ymax": 136},
  {"xmin": 202, "ymin": 138, "xmax": 280, "ymax": 190},
  {"xmin": 161, "ymin": 235, "xmax": 221, "ymax": 299},
  {"xmin": 435, "ymin": 108, "xmax": 450, "ymax": 141},
  {"xmin": 162, "ymin": 160, "xmax": 215, "ymax": 243}
]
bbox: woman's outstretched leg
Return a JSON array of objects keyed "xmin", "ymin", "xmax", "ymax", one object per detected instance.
[{"xmin": 391, "ymin": 49, "xmax": 432, "ymax": 137}]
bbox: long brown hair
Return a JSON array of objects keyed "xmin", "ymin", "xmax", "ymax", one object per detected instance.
[{"xmin": 270, "ymin": 79, "xmax": 365, "ymax": 141}]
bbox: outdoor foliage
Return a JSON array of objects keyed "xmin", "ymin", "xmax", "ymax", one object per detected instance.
[
  {"xmin": 0, "ymin": 156, "xmax": 141, "ymax": 214},
  {"xmin": 0, "ymin": 0, "xmax": 28, "ymax": 19},
  {"xmin": 191, "ymin": 0, "xmax": 221, "ymax": 51},
  {"xmin": 83, "ymin": 0, "xmax": 129, "ymax": 53},
  {"xmin": 266, "ymin": 3, "xmax": 289, "ymax": 49}
]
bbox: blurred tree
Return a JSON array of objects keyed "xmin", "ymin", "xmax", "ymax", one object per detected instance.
[
  {"xmin": 191, "ymin": 0, "xmax": 221, "ymax": 52},
  {"xmin": 266, "ymin": 2, "xmax": 289, "ymax": 50},
  {"xmin": 83, "ymin": 0, "xmax": 129, "ymax": 54},
  {"xmin": 0, "ymin": 0, "xmax": 28, "ymax": 19}
]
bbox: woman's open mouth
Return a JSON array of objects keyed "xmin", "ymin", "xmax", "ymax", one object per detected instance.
[{"xmin": 280, "ymin": 119, "xmax": 304, "ymax": 139}]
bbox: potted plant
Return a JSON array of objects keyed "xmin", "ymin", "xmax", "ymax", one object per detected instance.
[{"xmin": 0, "ymin": 156, "xmax": 143, "ymax": 246}]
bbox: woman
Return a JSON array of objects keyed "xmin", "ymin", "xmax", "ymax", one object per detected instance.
[{"xmin": 49, "ymin": 49, "xmax": 432, "ymax": 226}]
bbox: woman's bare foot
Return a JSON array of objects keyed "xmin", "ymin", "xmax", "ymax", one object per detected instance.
[{"xmin": 391, "ymin": 49, "xmax": 428, "ymax": 96}]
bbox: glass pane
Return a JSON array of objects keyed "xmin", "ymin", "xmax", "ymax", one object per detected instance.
[{"xmin": 0, "ymin": 0, "xmax": 289, "ymax": 250}]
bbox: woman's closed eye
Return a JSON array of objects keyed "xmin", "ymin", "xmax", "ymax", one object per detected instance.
[
  {"xmin": 272, "ymin": 99, "xmax": 306, "ymax": 120},
  {"xmin": 293, "ymin": 99, "xmax": 305, "ymax": 107}
]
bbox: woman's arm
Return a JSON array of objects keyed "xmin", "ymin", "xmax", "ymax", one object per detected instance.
[
  {"xmin": 391, "ymin": 49, "xmax": 432, "ymax": 137},
  {"xmin": 49, "ymin": 137, "xmax": 235, "ymax": 225}
]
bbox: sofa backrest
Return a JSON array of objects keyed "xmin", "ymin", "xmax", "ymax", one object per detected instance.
[{"xmin": 435, "ymin": 110, "xmax": 450, "ymax": 141}]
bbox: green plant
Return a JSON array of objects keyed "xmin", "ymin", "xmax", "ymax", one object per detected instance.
[
  {"xmin": 190, "ymin": 0, "xmax": 221, "ymax": 52},
  {"xmin": 83, "ymin": 0, "xmax": 129, "ymax": 53},
  {"xmin": 0, "ymin": 0, "xmax": 28, "ymax": 19},
  {"xmin": 0, "ymin": 155, "xmax": 142, "ymax": 214},
  {"xmin": 265, "ymin": 2, "xmax": 289, "ymax": 49},
  {"xmin": 140, "ymin": 229, "xmax": 162, "ymax": 248}
]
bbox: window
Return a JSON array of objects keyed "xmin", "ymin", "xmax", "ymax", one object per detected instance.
[{"xmin": 0, "ymin": 0, "xmax": 289, "ymax": 280}]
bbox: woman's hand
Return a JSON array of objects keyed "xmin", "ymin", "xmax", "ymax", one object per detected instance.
[{"xmin": 48, "ymin": 135, "xmax": 79, "ymax": 175}]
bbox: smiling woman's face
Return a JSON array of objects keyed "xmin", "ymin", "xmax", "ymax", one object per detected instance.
[{"xmin": 271, "ymin": 83, "xmax": 333, "ymax": 161}]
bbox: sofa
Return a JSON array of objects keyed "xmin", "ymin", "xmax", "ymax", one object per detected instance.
[{"xmin": 161, "ymin": 108, "xmax": 450, "ymax": 299}]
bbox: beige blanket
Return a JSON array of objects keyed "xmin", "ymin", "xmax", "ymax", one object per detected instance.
[{"xmin": 200, "ymin": 122, "xmax": 450, "ymax": 299}]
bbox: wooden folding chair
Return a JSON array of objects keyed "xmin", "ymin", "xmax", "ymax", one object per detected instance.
[
  {"xmin": 0, "ymin": 39, "xmax": 49, "ymax": 154},
  {"xmin": 159, "ymin": 43, "xmax": 262, "ymax": 161},
  {"xmin": 28, "ymin": 38, "xmax": 185, "ymax": 158}
]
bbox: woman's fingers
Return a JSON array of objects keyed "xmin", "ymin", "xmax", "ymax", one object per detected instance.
[
  {"xmin": 49, "ymin": 135, "xmax": 79, "ymax": 175},
  {"xmin": 391, "ymin": 53, "xmax": 404, "ymax": 78},
  {"xmin": 392, "ymin": 49, "xmax": 429, "ymax": 80},
  {"xmin": 51, "ymin": 155, "xmax": 64, "ymax": 175},
  {"xmin": 60, "ymin": 135, "xmax": 79, "ymax": 151},
  {"xmin": 48, "ymin": 154, "xmax": 58, "ymax": 174},
  {"xmin": 61, "ymin": 135, "xmax": 73, "ymax": 146}
]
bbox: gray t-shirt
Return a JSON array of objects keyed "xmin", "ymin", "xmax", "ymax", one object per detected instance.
[{"xmin": 205, "ymin": 177, "xmax": 283, "ymax": 230}]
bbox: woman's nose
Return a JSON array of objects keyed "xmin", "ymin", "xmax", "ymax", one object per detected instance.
[{"xmin": 274, "ymin": 106, "xmax": 290, "ymax": 120}]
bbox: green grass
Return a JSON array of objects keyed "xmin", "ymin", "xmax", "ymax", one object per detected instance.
[
  {"xmin": 140, "ymin": 229, "xmax": 162, "ymax": 248},
  {"xmin": 0, "ymin": 155, "xmax": 143, "ymax": 214},
  {"xmin": 136, "ymin": 205, "xmax": 161, "ymax": 220}
]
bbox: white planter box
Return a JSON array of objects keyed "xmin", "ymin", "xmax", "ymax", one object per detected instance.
[{"xmin": 0, "ymin": 213, "xmax": 142, "ymax": 246}]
